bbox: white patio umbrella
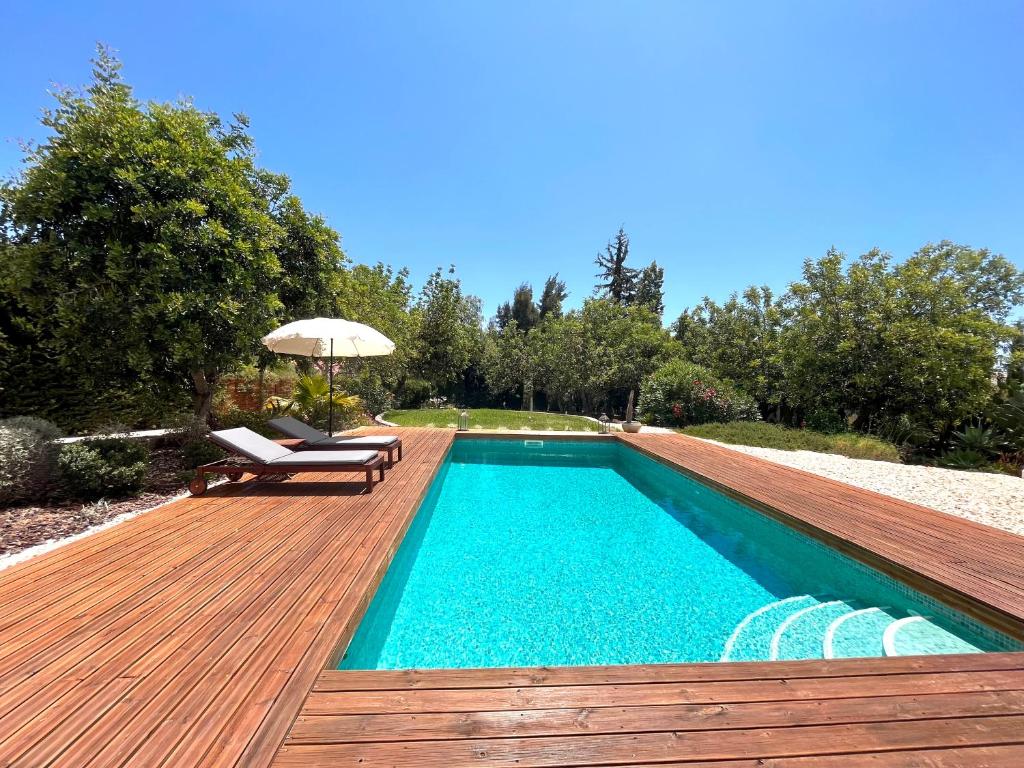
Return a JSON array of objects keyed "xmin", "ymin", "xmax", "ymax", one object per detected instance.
[{"xmin": 262, "ymin": 317, "xmax": 395, "ymax": 435}]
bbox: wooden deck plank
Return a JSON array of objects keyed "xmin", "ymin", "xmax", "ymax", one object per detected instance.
[
  {"xmin": 569, "ymin": 747, "xmax": 1024, "ymax": 767},
  {"xmin": 286, "ymin": 689, "xmax": 1024, "ymax": 743},
  {"xmin": 273, "ymin": 715, "xmax": 1024, "ymax": 767},
  {"xmin": 313, "ymin": 652, "xmax": 1024, "ymax": 690},
  {"xmin": 22, "ymin": 471, "xmax": 404, "ymax": 766},
  {"xmin": 301, "ymin": 669, "xmax": 1024, "ymax": 715}
]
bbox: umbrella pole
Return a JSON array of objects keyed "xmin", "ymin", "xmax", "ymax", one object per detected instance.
[{"xmin": 328, "ymin": 339, "xmax": 334, "ymax": 437}]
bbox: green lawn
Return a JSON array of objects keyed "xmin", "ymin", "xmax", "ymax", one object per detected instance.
[
  {"xmin": 382, "ymin": 408, "xmax": 599, "ymax": 432},
  {"xmin": 681, "ymin": 421, "xmax": 901, "ymax": 462}
]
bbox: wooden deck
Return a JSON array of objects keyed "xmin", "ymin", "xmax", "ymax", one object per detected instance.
[
  {"xmin": 0, "ymin": 428, "xmax": 1022, "ymax": 766},
  {"xmin": 0, "ymin": 427, "xmax": 453, "ymax": 767}
]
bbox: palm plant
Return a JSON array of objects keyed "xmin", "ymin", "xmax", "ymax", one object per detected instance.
[{"xmin": 265, "ymin": 374, "xmax": 362, "ymax": 430}]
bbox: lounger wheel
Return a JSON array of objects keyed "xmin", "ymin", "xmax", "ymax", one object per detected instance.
[
  {"xmin": 225, "ymin": 470, "xmax": 243, "ymax": 482},
  {"xmin": 189, "ymin": 477, "xmax": 208, "ymax": 496}
]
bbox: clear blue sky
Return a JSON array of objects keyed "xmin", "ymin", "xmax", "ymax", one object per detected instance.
[{"xmin": 2, "ymin": 1, "xmax": 1022, "ymax": 324}]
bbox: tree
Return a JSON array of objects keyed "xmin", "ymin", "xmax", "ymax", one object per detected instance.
[
  {"xmin": 273, "ymin": 194, "xmax": 347, "ymax": 321},
  {"xmin": 0, "ymin": 48, "xmax": 289, "ymax": 422},
  {"xmin": 413, "ymin": 267, "xmax": 483, "ymax": 395},
  {"xmin": 510, "ymin": 283, "xmax": 540, "ymax": 332},
  {"xmin": 594, "ymin": 227, "xmax": 637, "ymax": 304},
  {"xmin": 673, "ymin": 286, "xmax": 787, "ymax": 416},
  {"xmin": 634, "ymin": 261, "xmax": 665, "ymax": 317},
  {"xmin": 335, "ymin": 262, "xmax": 416, "ymax": 409},
  {"xmin": 582, "ymin": 299, "xmax": 673, "ymax": 415},
  {"xmin": 495, "ymin": 283, "xmax": 541, "ymax": 332},
  {"xmin": 538, "ymin": 274, "xmax": 568, "ymax": 320},
  {"xmin": 482, "ymin": 321, "xmax": 538, "ymax": 409},
  {"xmin": 533, "ymin": 313, "xmax": 600, "ymax": 413},
  {"xmin": 494, "ymin": 302, "xmax": 513, "ymax": 330},
  {"xmin": 782, "ymin": 243, "xmax": 1023, "ymax": 432}
]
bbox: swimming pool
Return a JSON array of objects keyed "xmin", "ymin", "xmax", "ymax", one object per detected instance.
[{"xmin": 339, "ymin": 438, "xmax": 1020, "ymax": 669}]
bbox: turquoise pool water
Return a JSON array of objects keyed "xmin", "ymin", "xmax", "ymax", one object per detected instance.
[{"xmin": 339, "ymin": 439, "xmax": 1019, "ymax": 669}]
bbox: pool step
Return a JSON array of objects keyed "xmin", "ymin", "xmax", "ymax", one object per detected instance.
[
  {"xmin": 884, "ymin": 615, "xmax": 985, "ymax": 656},
  {"xmin": 721, "ymin": 596, "xmax": 986, "ymax": 662},
  {"xmin": 824, "ymin": 606, "xmax": 897, "ymax": 658},
  {"xmin": 771, "ymin": 599, "xmax": 857, "ymax": 660},
  {"xmin": 720, "ymin": 595, "xmax": 817, "ymax": 661}
]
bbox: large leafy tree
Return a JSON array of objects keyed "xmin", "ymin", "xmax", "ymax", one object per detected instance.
[
  {"xmin": 582, "ymin": 299, "xmax": 673, "ymax": 413},
  {"xmin": 336, "ymin": 262, "xmax": 416, "ymax": 403},
  {"xmin": 1, "ymin": 49, "xmax": 290, "ymax": 422},
  {"xmin": 534, "ymin": 298, "xmax": 674, "ymax": 415},
  {"xmin": 0, "ymin": 49, "xmax": 360, "ymax": 426},
  {"xmin": 533, "ymin": 313, "xmax": 600, "ymax": 413},
  {"xmin": 782, "ymin": 243, "xmax": 1023, "ymax": 432},
  {"xmin": 273, "ymin": 193, "xmax": 347, "ymax": 321}
]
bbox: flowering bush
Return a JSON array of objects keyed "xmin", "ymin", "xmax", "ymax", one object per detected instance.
[{"xmin": 638, "ymin": 360, "xmax": 760, "ymax": 426}]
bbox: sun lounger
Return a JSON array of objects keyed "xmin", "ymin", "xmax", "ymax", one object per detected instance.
[
  {"xmin": 267, "ymin": 415, "xmax": 403, "ymax": 467},
  {"xmin": 190, "ymin": 427, "xmax": 385, "ymax": 495}
]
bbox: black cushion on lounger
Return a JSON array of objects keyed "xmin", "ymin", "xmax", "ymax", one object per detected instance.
[
  {"xmin": 268, "ymin": 415, "xmax": 399, "ymax": 447},
  {"xmin": 314, "ymin": 435, "xmax": 400, "ymax": 447},
  {"xmin": 266, "ymin": 416, "xmax": 325, "ymax": 443}
]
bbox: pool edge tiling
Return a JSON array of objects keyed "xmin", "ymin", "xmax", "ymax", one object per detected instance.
[{"xmin": 0, "ymin": 427, "xmax": 1022, "ymax": 767}]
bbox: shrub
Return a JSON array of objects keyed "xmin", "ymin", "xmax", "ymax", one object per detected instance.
[
  {"xmin": 804, "ymin": 409, "xmax": 848, "ymax": 434},
  {"xmin": 263, "ymin": 374, "xmax": 364, "ymax": 432},
  {"xmin": 990, "ymin": 391, "xmax": 1024, "ymax": 450},
  {"xmin": 682, "ymin": 421, "xmax": 902, "ymax": 462},
  {"xmin": 163, "ymin": 414, "xmax": 224, "ymax": 469},
  {"xmin": 57, "ymin": 437, "xmax": 149, "ymax": 500},
  {"xmin": 348, "ymin": 374, "xmax": 395, "ymax": 417},
  {"xmin": 0, "ymin": 416, "xmax": 63, "ymax": 504},
  {"xmin": 181, "ymin": 440, "xmax": 224, "ymax": 469},
  {"xmin": 638, "ymin": 360, "xmax": 760, "ymax": 426},
  {"xmin": 938, "ymin": 448, "xmax": 990, "ymax": 470},
  {"xmin": 397, "ymin": 378, "xmax": 432, "ymax": 409}
]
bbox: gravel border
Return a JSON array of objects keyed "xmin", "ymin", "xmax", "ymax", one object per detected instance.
[{"xmin": 697, "ymin": 438, "xmax": 1024, "ymax": 537}]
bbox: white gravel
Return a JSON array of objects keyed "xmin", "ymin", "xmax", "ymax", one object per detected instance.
[{"xmin": 696, "ymin": 439, "xmax": 1024, "ymax": 536}]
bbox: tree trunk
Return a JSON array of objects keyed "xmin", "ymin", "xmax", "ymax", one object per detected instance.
[
  {"xmin": 522, "ymin": 380, "xmax": 534, "ymax": 412},
  {"xmin": 191, "ymin": 369, "xmax": 218, "ymax": 423}
]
